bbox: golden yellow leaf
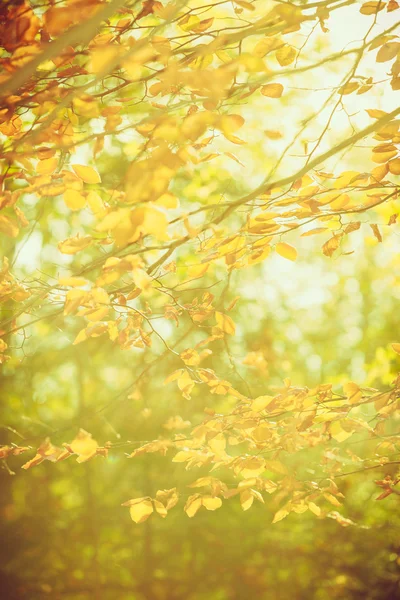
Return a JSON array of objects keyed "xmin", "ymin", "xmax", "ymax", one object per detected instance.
[
  {"xmin": 180, "ymin": 348, "xmax": 200, "ymax": 366},
  {"xmin": 240, "ymin": 489, "xmax": 254, "ymax": 511},
  {"xmin": 322, "ymin": 235, "xmax": 341, "ymax": 257},
  {"xmin": 276, "ymin": 242, "xmax": 297, "ymax": 261},
  {"xmin": 360, "ymin": 1, "xmax": 386, "ymax": 14},
  {"xmin": 59, "ymin": 277, "xmax": 88, "ymax": 287},
  {"xmin": 37, "ymin": 157, "xmax": 58, "ymax": 175},
  {"xmin": 338, "ymin": 81, "xmax": 359, "ymax": 95},
  {"xmin": 251, "ymin": 395, "xmax": 273, "ymax": 412},
  {"xmin": 275, "ymin": 45, "xmax": 296, "ymax": 66},
  {"xmin": 330, "ymin": 420, "xmax": 353, "ymax": 442},
  {"xmin": 391, "ymin": 343, "xmax": 400, "ymax": 354},
  {"xmin": 376, "ymin": 42, "xmax": 400, "ymax": 63},
  {"xmin": 370, "ymin": 223, "xmax": 382, "ymax": 242},
  {"xmin": 388, "ymin": 158, "xmax": 400, "ymax": 175},
  {"xmin": 129, "ymin": 498, "xmax": 154, "ymax": 523},
  {"xmin": 301, "ymin": 228, "xmax": 328, "ymax": 237},
  {"xmin": 308, "ymin": 502, "xmax": 321, "ymax": 516},
  {"xmin": 89, "ymin": 46, "xmax": 122, "ymax": 75},
  {"xmin": 372, "ymin": 150, "xmax": 397, "ymax": 163},
  {"xmin": 58, "ymin": 235, "xmax": 92, "ymax": 255},
  {"xmin": 70, "ymin": 429, "xmax": 98, "ymax": 462},
  {"xmin": 87, "ymin": 191, "xmax": 106, "ymax": 218},
  {"xmin": 72, "ymin": 164, "xmax": 101, "ymax": 184},
  {"xmin": 261, "ymin": 83, "xmax": 284, "ymax": 98},
  {"xmin": 272, "ymin": 508, "xmax": 289, "ymax": 523},
  {"xmin": 0, "ymin": 215, "xmax": 19, "ymax": 238},
  {"xmin": 64, "ymin": 189, "xmax": 86, "ymax": 211},
  {"xmin": 208, "ymin": 433, "xmax": 226, "ymax": 455},
  {"xmin": 155, "ymin": 192, "xmax": 179, "ymax": 209},
  {"xmin": 185, "ymin": 494, "xmax": 202, "ymax": 517},
  {"xmin": 366, "ymin": 109, "xmax": 388, "ymax": 119},
  {"xmin": 343, "ymin": 382, "xmax": 362, "ymax": 404},
  {"xmin": 215, "ymin": 311, "xmax": 236, "ymax": 335},
  {"xmin": 202, "ymin": 496, "xmax": 222, "ymax": 511}
]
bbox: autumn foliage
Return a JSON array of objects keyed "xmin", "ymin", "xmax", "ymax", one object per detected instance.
[{"xmin": 1, "ymin": 0, "xmax": 400, "ymax": 598}]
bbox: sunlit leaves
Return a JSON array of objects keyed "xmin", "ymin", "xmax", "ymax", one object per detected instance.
[
  {"xmin": 69, "ymin": 429, "xmax": 99, "ymax": 463},
  {"xmin": 343, "ymin": 382, "xmax": 362, "ymax": 404},
  {"xmin": 275, "ymin": 45, "xmax": 296, "ymax": 66},
  {"xmin": 376, "ymin": 42, "xmax": 400, "ymax": 63},
  {"xmin": 37, "ymin": 158, "xmax": 58, "ymax": 175},
  {"xmin": 338, "ymin": 81, "xmax": 359, "ymax": 95},
  {"xmin": 322, "ymin": 235, "xmax": 341, "ymax": 257},
  {"xmin": 261, "ymin": 83, "xmax": 284, "ymax": 98},
  {"xmin": 388, "ymin": 158, "xmax": 400, "ymax": 174},
  {"xmin": 215, "ymin": 311, "xmax": 236, "ymax": 335},
  {"xmin": 275, "ymin": 242, "xmax": 297, "ymax": 261},
  {"xmin": 64, "ymin": 189, "xmax": 86, "ymax": 211},
  {"xmin": 58, "ymin": 234, "xmax": 92, "ymax": 254},
  {"xmin": 184, "ymin": 494, "xmax": 222, "ymax": 517},
  {"xmin": 251, "ymin": 395, "xmax": 273, "ymax": 412},
  {"xmin": 360, "ymin": 1, "xmax": 386, "ymax": 14},
  {"xmin": 0, "ymin": 215, "xmax": 19, "ymax": 238},
  {"xmin": 272, "ymin": 507, "xmax": 290, "ymax": 523},
  {"xmin": 72, "ymin": 165, "xmax": 101, "ymax": 184},
  {"xmin": 123, "ymin": 497, "xmax": 154, "ymax": 523},
  {"xmin": 3, "ymin": 0, "xmax": 400, "ymax": 543}
]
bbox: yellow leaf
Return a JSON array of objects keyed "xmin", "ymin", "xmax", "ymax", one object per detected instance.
[
  {"xmin": 87, "ymin": 191, "xmax": 106, "ymax": 218},
  {"xmin": 338, "ymin": 81, "xmax": 358, "ymax": 95},
  {"xmin": 251, "ymin": 395, "xmax": 273, "ymax": 412},
  {"xmin": 58, "ymin": 235, "xmax": 92, "ymax": 255},
  {"xmin": 360, "ymin": 0, "xmax": 386, "ymax": 13},
  {"xmin": 129, "ymin": 498, "xmax": 154, "ymax": 523},
  {"xmin": 179, "ymin": 15, "xmax": 200, "ymax": 32},
  {"xmin": 59, "ymin": 277, "xmax": 88, "ymax": 287},
  {"xmin": 240, "ymin": 489, "xmax": 254, "ymax": 511},
  {"xmin": 185, "ymin": 494, "xmax": 202, "ymax": 517},
  {"xmin": 261, "ymin": 83, "xmax": 284, "ymax": 98},
  {"xmin": 366, "ymin": 109, "xmax": 388, "ymax": 119},
  {"xmin": 215, "ymin": 311, "xmax": 236, "ymax": 335},
  {"xmin": 155, "ymin": 192, "xmax": 179, "ymax": 209},
  {"xmin": 202, "ymin": 496, "xmax": 222, "ymax": 511},
  {"xmin": 372, "ymin": 150, "xmax": 397, "ymax": 163},
  {"xmin": 324, "ymin": 493, "xmax": 342, "ymax": 507},
  {"xmin": 322, "ymin": 235, "xmax": 341, "ymax": 257},
  {"xmin": 392, "ymin": 343, "xmax": 400, "ymax": 355},
  {"xmin": 376, "ymin": 42, "xmax": 400, "ymax": 63},
  {"xmin": 308, "ymin": 502, "xmax": 321, "ymax": 516},
  {"xmin": 89, "ymin": 46, "xmax": 122, "ymax": 75},
  {"xmin": 343, "ymin": 382, "xmax": 362, "ymax": 404},
  {"xmin": 301, "ymin": 227, "xmax": 328, "ymax": 237},
  {"xmin": 330, "ymin": 420, "xmax": 353, "ymax": 442},
  {"xmin": 272, "ymin": 508, "xmax": 289, "ymax": 523},
  {"xmin": 275, "ymin": 45, "xmax": 296, "ymax": 66},
  {"xmin": 72, "ymin": 164, "xmax": 101, "ymax": 184},
  {"xmin": 370, "ymin": 223, "xmax": 382, "ymax": 243},
  {"xmin": 70, "ymin": 429, "xmax": 98, "ymax": 462},
  {"xmin": 172, "ymin": 451, "xmax": 190, "ymax": 463},
  {"xmin": 64, "ymin": 189, "xmax": 87, "ymax": 211},
  {"xmin": 37, "ymin": 157, "xmax": 58, "ymax": 175},
  {"xmin": 153, "ymin": 499, "xmax": 167, "ymax": 518},
  {"xmin": 180, "ymin": 348, "xmax": 200, "ymax": 366},
  {"xmin": 0, "ymin": 215, "xmax": 19, "ymax": 238},
  {"xmin": 276, "ymin": 242, "xmax": 297, "ymax": 261},
  {"xmin": 208, "ymin": 433, "xmax": 226, "ymax": 455},
  {"xmin": 388, "ymin": 158, "xmax": 400, "ymax": 175}
]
